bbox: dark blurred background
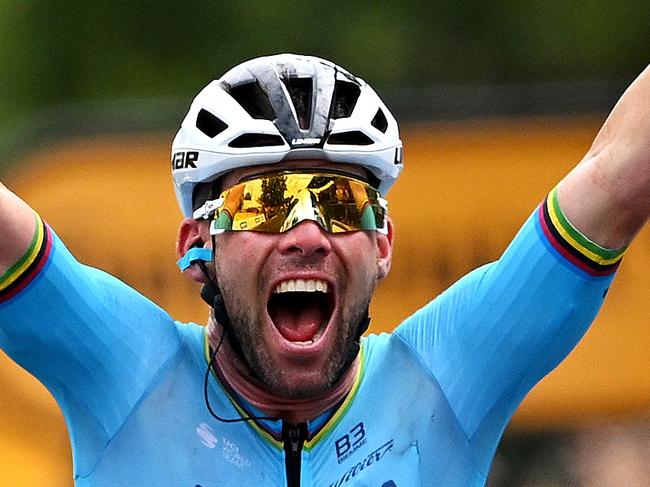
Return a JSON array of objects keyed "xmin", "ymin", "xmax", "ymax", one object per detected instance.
[
  {"xmin": 2, "ymin": 0, "xmax": 650, "ymax": 150},
  {"xmin": 1, "ymin": 2, "xmax": 650, "ymax": 486}
]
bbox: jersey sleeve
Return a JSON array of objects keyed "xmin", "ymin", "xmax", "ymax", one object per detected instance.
[
  {"xmin": 0, "ymin": 215, "xmax": 183, "ymax": 473},
  {"xmin": 394, "ymin": 189, "xmax": 624, "ymax": 460}
]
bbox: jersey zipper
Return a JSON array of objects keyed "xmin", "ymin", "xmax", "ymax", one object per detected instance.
[{"xmin": 282, "ymin": 422, "xmax": 307, "ymax": 487}]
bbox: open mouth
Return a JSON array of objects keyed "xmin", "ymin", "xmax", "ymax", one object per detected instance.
[{"xmin": 267, "ymin": 279, "xmax": 334, "ymax": 344}]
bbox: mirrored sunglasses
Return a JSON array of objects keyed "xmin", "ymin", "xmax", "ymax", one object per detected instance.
[{"xmin": 193, "ymin": 171, "xmax": 388, "ymax": 235}]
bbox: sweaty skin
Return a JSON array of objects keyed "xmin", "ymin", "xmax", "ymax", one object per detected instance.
[
  {"xmin": 213, "ymin": 219, "xmax": 381, "ymax": 399},
  {"xmin": 0, "ymin": 183, "xmax": 37, "ymax": 270},
  {"xmin": 557, "ymin": 64, "xmax": 650, "ymax": 249},
  {"xmin": 178, "ymin": 161, "xmax": 393, "ymax": 402}
]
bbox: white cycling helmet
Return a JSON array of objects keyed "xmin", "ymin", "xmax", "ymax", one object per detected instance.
[{"xmin": 171, "ymin": 53, "xmax": 403, "ymax": 217}]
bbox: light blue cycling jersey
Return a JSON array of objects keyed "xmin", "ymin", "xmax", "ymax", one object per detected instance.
[{"xmin": 0, "ymin": 192, "xmax": 623, "ymax": 486}]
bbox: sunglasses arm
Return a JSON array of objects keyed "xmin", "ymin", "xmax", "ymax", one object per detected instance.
[{"xmin": 192, "ymin": 198, "xmax": 224, "ymax": 220}]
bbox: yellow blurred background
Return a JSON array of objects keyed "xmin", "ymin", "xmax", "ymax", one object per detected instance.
[{"xmin": 1, "ymin": 116, "xmax": 649, "ymax": 486}]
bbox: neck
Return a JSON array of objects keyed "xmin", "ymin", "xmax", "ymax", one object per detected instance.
[{"xmin": 208, "ymin": 321, "xmax": 359, "ymax": 424}]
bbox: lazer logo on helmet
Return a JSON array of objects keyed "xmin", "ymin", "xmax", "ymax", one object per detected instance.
[
  {"xmin": 291, "ymin": 137, "xmax": 321, "ymax": 146},
  {"xmin": 172, "ymin": 151, "xmax": 199, "ymax": 170}
]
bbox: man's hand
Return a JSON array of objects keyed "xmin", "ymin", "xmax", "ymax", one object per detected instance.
[{"xmin": 558, "ymin": 64, "xmax": 650, "ymax": 249}]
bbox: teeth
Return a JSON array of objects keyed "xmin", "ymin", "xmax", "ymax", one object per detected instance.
[{"xmin": 274, "ymin": 279, "xmax": 329, "ymax": 294}]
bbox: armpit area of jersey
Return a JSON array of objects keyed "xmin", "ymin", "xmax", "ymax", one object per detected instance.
[
  {"xmin": 0, "ymin": 214, "xmax": 53, "ymax": 303},
  {"xmin": 537, "ymin": 188, "xmax": 626, "ymax": 277}
]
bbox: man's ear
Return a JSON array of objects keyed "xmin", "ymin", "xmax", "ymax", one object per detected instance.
[
  {"xmin": 177, "ymin": 217, "xmax": 210, "ymax": 283},
  {"xmin": 376, "ymin": 217, "xmax": 394, "ymax": 280}
]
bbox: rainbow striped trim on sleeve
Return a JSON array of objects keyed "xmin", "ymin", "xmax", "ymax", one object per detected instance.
[
  {"xmin": 0, "ymin": 214, "xmax": 53, "ymax": 303},
  {"xmin": 538, "ymin": 187, "xmax": 626, "ymax": 276}
]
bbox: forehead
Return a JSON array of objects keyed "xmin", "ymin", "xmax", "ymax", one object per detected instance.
[{"xmin": 220, "ymin": 160, "xmax": 368, "ymax": 190}]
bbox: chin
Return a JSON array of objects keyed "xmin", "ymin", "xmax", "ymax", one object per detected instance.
[{"xmin": 268, "ymin": 368, "xmax": 337, "ymax": 400}]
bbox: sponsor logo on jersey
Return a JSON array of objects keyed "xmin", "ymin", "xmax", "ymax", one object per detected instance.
[
  {"xmin": 196, "ymin": 424, "xmax": 252, "ymax": 469},
  {"xmin": 327, "ymin": 439, "xmax": 394, "ymax": 487},
  {"xmin": 196, "ymin": 423, "xmax": 218, "ymax": 448},
  {"xmin": 221, "ymin": 436, "xmax": 252, "ymax": 469},
  {"xmin": 335, "ymin": 422, "xmax": 367, "ymax": 464}
]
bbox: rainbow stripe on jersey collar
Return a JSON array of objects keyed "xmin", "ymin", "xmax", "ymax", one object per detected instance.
[{"xmin": 202, "ymin": 331, "xmax": 367, "ymax": 450}]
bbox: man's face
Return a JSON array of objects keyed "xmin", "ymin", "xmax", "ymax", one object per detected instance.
[{"xmin": 210, "ymin": 162, "xmax": 393, "ymax": 399}]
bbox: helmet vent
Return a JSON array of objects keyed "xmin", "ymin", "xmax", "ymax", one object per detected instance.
[
  {"xmin": 330, "ymin": 81, "xmax": 361, "ymax": 119},
  {"xmin": 371, "ymin": 108, "xmax": 388, "ymax": 133},
  {"xmin": 196, "ymin": 109, "xmax": 228, "ymax": 138},
  {"xmin": 327, "ymin": 131, "xmax": 374, "ymax": 146},
  {"xmin": 228, "ymin": 133, "xmax": 285, "ymax": 148},
  {"xmin": 230, "ymin": 82, "xmax": 275, "ymax": 120},
  {"xmin": 283, "ymin": 77, "xmax": 313, "ymax": 130}
]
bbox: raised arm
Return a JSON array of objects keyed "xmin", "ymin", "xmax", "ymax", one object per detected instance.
[
  {"xmin": 558, "ymin": 64, "xmax": 650, "ymax": 249},
  {"xmin": 395, "ymin": 65, "xmax": 650, "ymax": 448},
  {"xmin": 0, "ymin": 182, "xmax": 38, "ymax": 273}
]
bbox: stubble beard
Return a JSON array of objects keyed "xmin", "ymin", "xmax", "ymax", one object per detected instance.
[{"xmin": 215, "ymin": 266, "xmax": 378, "ymax": 399}]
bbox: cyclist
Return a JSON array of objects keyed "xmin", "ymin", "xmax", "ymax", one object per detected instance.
[{"xmin": 1, "ymin": 54, "xmax": 648, "ymax": 486}]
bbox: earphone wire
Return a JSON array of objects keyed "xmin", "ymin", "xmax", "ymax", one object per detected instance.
[
  {"xmin": 203, "ymin": 325, "xmax": 276, "ymax": 423},
  {"xmin": 193, "ymin": 240, "xmax": 275, "ymax": 424}
]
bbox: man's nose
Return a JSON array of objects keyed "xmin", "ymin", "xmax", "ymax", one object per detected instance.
[{"xmin": 277, "ymin": 220, "xmax": 332, "ymax": 257}]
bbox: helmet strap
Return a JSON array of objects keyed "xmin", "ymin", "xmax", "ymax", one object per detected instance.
[{"xmin": 197, "ymin": 253, "xmax": 249, "ymax": 370}]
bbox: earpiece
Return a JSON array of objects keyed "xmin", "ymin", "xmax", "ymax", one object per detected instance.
[{"xmin": 176, "ymin": 246, "xmax": 214, "ymax": 271}]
